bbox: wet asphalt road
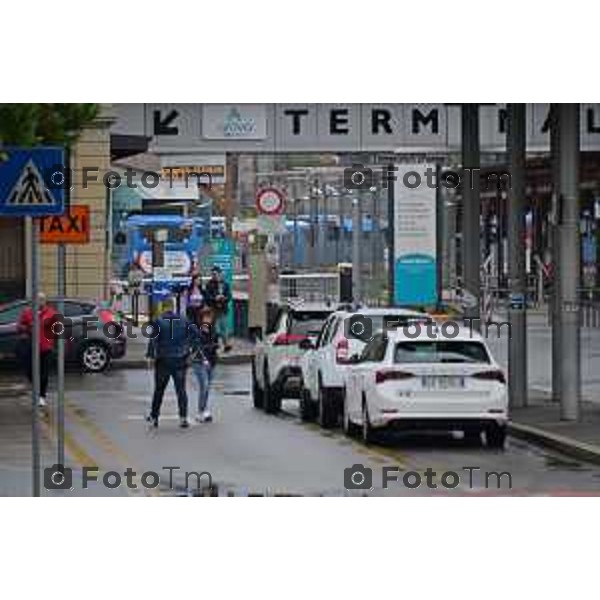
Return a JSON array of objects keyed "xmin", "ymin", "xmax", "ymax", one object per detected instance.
[{"xmin": 33, "ymin": 364, "xmax": 600, "ymax": 496}]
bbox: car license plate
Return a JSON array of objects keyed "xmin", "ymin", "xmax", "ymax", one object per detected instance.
[{"xmin": 421, "ymin": 375, "xmax": 465, "ymax": 389}]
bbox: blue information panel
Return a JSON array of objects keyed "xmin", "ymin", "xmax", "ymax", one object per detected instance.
[
  {"xmin": 202, "ymin": 237, "xmax": 235, "ymax": 334},
  {"xmin": 393, "ymin": 164, "xmax": 438, "ymax": 307},
  {"xmin": 0, "ymin": 147, "xmax": 66, "ymax": 216}
]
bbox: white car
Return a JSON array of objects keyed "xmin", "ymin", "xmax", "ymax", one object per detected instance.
[
  {"xmin": 252, "ymin": 303, "xmax": 335, "ymax": 414},
  {"xmin": 344, "ymin": 326, "xmax": 508, "ymax": 448},
  {"xmin": 299, "ymin": 307, "xmax": 432, "ymax": 428}
]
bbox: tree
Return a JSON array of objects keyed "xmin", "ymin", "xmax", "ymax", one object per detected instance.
[{"xmin": 0, "ymin": 103, "xmax": 99, "ymax": 147}]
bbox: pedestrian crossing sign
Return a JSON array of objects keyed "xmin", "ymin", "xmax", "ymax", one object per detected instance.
[{"xmin": 0, "ymin": 147, "xmax": 65, "ymax": 216}]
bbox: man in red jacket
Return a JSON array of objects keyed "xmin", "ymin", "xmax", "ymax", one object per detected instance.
[{"xmin": 17, "ymin": 292, "xmax": 58, "ymax": 407}]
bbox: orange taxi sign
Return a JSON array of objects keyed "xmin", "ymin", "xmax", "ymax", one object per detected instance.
[{"xmin": 39, "ymin": 205, "xmax": 90, "ymax": 244}]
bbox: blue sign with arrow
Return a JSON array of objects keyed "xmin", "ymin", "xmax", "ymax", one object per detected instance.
[{"xmin": 0, "ymin": 147, "xmax": 66, "ymax": 216}]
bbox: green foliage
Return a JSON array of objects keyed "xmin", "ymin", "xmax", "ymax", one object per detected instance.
[{"xmin": 0, "ymin": 103, "xmax": 99, "ymax": 147}]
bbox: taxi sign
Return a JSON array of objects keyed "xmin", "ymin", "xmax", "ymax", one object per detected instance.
[{"xmin": 39, "ymin": 205, "xmax": 90, "ymax": 244}]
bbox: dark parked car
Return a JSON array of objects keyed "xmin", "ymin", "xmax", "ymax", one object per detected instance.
[{"xmin": 0, "ymin": 298, "xmax": 127, "ymax": 372}]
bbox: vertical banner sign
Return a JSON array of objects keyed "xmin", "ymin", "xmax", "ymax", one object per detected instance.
[
  {"xmin": 202, "ymin": 238, "xmax": 235, "ymax": 334},
  {"xmin": 394, "ymin": 163, "xmax": 438, "ymax": 306}
]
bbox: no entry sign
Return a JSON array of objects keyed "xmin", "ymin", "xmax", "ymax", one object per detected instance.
[{"xmin": 256, "ymin": 187, "xmax": 285, "ymax": 215}]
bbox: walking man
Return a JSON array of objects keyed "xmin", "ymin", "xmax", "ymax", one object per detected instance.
[
  {"xmin": 146, "ymin": 297, "xmax": 193, "ymax": 429},
  {"xmin": 205, "ymin": 265, "xmax": 232, "ymax": 352}
]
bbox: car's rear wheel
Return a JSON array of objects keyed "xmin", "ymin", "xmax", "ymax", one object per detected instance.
[
  {"xmin": 361, "ymin": 398, "xmax": 376, "ymax": 445},
  {"xmin": 251, "ymin": 361, "xmax": 264, "ymax": 409},
  {"xmin": 463, "ymin": 429, "xmax": 482, "ymax": 446},
  {"xmin": 300, "ymin": 387, "xmax": 317, "ymax": 422},
  {"xmin": 263, "ymin": 364, "xmax": 281, "ymax": 414},
  {"xmin": 79, "ymin": 341, "xmax": 110, "ymax": 373},
  {"xmin": 486, "ymin": 424, "xmax": 507, "ymax": 450},
  {"xmin": 318, "ymin": 379, "xmax": 337, "ymax": 429},
  {"xmin": 342, "ymin": 390, "xmax": 359, "ymax": 437}
]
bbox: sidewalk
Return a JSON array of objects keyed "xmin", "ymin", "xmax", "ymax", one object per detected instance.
[
  {"xmin": 0, "ymin": 378, "xmax": 55, "ymax": 496},
  {"xmin": 115, "ymin": 326, "xmax": 255, "ymax": 369},
  {"xmin": 509, "ymin": 390, "xmax": 600, "ymax": 465}
]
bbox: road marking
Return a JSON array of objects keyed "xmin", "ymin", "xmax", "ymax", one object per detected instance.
[{"xmin": 62, "ymin": 399, "xmax": 157, "ymax": 496}]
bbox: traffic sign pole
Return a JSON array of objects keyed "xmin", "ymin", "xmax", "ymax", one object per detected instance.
[
  {"xmin": 30, "ymin": 217, "xmax": 41, "ymax": 497},
  {"xmin": 57, "ymin": 242, "xmax": 65, "ymax": 468},
  {"xmin": 0, "ymin": 147, "xmax": 66, "ymax": 497},
  {"xmin": 56, "ymin": 149, "xmax": 70, "ymax": 470}
]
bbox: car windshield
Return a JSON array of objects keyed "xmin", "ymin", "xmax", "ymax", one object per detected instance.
[
  {"xmin": 394, "ymin": 341, "xmax": 490, "ymax": 364},
  {"xmin": 290, "ymin": 311, "xmax": 330, "ymax": 337}
]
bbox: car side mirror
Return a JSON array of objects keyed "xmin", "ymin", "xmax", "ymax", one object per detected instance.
[{"xmin": 299, "ymin": 338, "xmax": 315, "ymax": 351}]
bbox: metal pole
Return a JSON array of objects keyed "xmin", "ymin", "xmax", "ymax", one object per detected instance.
[
  {"xmin": 57, "ymin": 242, "xmax": 65, "ymax": 467},
  {"xmin": 436, "ymin": 165, "xmax": 443, "ymax": 310},
  {"xmin": 461, "ymin": 104, "xmax": 481, "ymax": 327},
  {"xmin": 56, "ymin": 148, "xmax": 69, "ymax": 470},
  {"xmin": 30, "ymin": 217, "xmax": 41, "ymax": 496},
  {"xmin": 352, "ymin": 194, "xmax": 361, "ymax": 303},
  {"xmin": 507, "ymin": 103, "xmax": 528, "ymax": 409},
  {"xmin": 557, "ymin": 103, "xmax": 581, "ymax": 421},
  {"xmin": 550, "ymin": 104, "xmax": 562, "ymax": 402},
  {"xmin": 370, "ymin": 188, "xmax": 379, "ymax": 302},
  {"xmin": 387, "ymin": 163, "xmax": 395, "ymax": 305}
]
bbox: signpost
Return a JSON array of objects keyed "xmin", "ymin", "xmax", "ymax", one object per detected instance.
[
  {"xmin": 202, "ymin": 237, "xmax": 235, "ymax": 334},
  {"xmin": 0, "ymin": 147, "xmax": 66, "ymax": 497},
  {"xmin": 39, "ymin": 205, "xmax": 90, "ymax": 244},
  {"xmin": 392, "ymin": 163, "xmax": 438, "ymax": 306}
]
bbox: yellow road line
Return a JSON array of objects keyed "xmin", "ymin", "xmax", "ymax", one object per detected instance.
[{"xmin": 63, "ymin": 399, "xmax": 158, "ymax": 496}]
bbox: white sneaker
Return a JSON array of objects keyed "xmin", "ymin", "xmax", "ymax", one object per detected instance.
[
  {"xmin": 38, "ymin": 397, "xmax": 47, "ymax": 408},
  {"xmin": 194, "ymin": 414, "xmax": 204, "ymax": 423},
  {"xmin": 202, "ymin": 410, "xmax": 213, "ymax": 423}
]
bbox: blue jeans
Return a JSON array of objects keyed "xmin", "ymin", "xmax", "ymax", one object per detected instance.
[
  {"xmin": 215, "ymin": 312, "xmax": 228, "ymax": 343},
  {"xmin": 192, "ymin": 361, "xmax": 213, "ymax": 413}
]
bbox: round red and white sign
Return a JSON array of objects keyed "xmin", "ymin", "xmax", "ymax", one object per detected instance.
[{"xmin": 256, "ymin": 187, "xmax": 284, "ymax": 215}]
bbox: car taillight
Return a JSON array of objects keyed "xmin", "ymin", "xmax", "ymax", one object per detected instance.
[
  {"xmin": 471, "ymin": 370, "xmax": 506, "ymax": 384},
  {"xmin": 273, "ymin": 333, "xmax": 307, "ymax": 346},
  {"xmin": 375, "ymin": 370, "xmax": 415, "ymax": 384},
  {"xmin": 98, "ymin": 309, "xmax": 116, "ymax": 324},
  {"xmin": 335, "ymin": 337, "xmax": 349, "ymax": 363}
]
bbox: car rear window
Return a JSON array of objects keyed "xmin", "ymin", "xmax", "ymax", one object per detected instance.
[
  {"xmin": 289, "ymin": 311, "xmax": 331, "ymax": 336},
  {"xmin": 366, "ymin": 314, "xmax": 432, "ymax": 333},
  {"xmin": 394, "ymin": 341, "xmax": 490, "ymax": 364}
]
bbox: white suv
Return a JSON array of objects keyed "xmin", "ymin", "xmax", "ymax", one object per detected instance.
[
  {"xmin": 252, "ymin": 303, "xmax": 335, "ymax": 414},
  {"xmin": 299, "ymin": 307, "xmax": 431, "ymax": 428},
  {"xmin": 344, "ymin": 326, "xmax": 508, "ymax": 448}
]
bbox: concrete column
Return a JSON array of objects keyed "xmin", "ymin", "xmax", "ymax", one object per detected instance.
[
  {"xmin": 461, "ymin": 104, "xmax": 481, "ymax": 327},
  {"xmin": 550, "ymin": 104, "xmax": 562, "ymax": 402},
  {"xmin": 507, "ymin": 104, "xmax": 528, "ymax": 409},
  {"xmin": 556, "ymin": 104, "xmax": 581, "ymax": 421}
]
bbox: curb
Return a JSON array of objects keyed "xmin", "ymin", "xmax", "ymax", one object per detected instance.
[
  {"xmin": 508, "ymin": 422, "xmax": 600, "ymax": 466},
  {"xmin": 0, "ymin": 382, "xmax": 28, "ymax": 399},
  {"xmin": 111, "ymin": 353, "xmax": 254, "ymax": 370}
]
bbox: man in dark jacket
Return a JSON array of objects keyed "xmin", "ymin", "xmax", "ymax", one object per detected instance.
[
  {"xmin": 146, "ymin": 298, "xmax": 195, "ymax": 428},
  {"xmin": 204, "ymin": 265, "xmax": 232, "ymax": 351}
]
